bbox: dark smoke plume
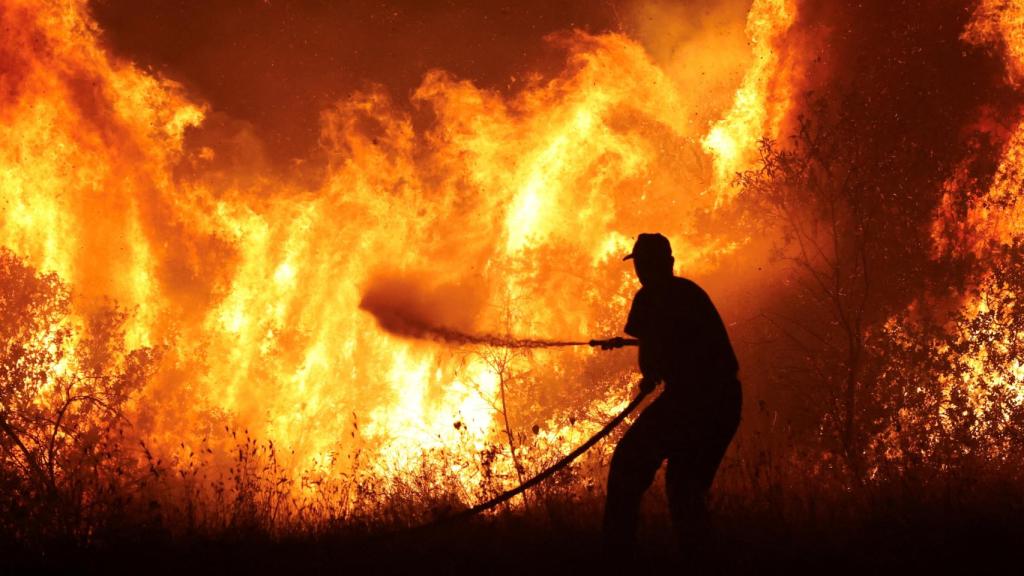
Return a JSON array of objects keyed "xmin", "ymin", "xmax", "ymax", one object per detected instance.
[{"xmin": 359, "ymin": 274, "xmax": 587, "ymax": 349}]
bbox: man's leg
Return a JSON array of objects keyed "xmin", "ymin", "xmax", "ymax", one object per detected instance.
[
  {"xmin": 603, "ymin": 401, "xmax": 670, "ymax": 552},
  {"xmin": 665, "ymin": 395, "xmax": 740, "ymax": 561},
  {"xmin": 665, "ymin": 445, "xmax": 718, "ymax": 561}
]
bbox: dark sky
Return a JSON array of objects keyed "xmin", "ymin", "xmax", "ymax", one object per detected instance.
[{"xmin": 89, "ymin": 0, "xmax": 623, "ymax": 163}]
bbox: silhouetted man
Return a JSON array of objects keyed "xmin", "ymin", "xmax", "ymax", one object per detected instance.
[{"xmin": 603, "ymin": 233, "xmax": 741, "ymax": 558}]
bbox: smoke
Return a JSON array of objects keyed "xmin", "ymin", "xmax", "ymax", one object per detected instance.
[
  {"xmin": 89, "ymin": 0, "xmax": 624, "ymax": 166},
  {"xmin": 359, "ymin": 274, "xmax": 588, "ymax": 348}
]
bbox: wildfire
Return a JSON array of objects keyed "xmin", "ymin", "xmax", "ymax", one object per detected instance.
[
  {"xmin": 964, "ymin": 0, "xmax": 1024, "ymax": 87},
  {"xmin": 878, "ymin": 0, "xmax": 1024, "ymax": 463},
  {"xmin": 0, "ymin": 0, "xmax": 794, "ymax": 514},
  {"xmin": 702, "ymin": 0, "xmax": 796, "ymax": 196}
]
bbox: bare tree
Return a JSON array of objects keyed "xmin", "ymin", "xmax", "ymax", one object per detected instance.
[
  {"xmin": 737, "ymin": 107, "xmax": 880, "ymax": 476},
  {"xmin": 464, "ymin": 297, "xmax": 533, "ymax": 509}
]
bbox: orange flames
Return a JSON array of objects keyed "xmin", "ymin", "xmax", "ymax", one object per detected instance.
[
  {"xmin": 879, "ymin": 0, "xmax": 1024, "ymax": 461},
  {"xmin": 702, "ymin": 0, "xmax": 796, "ymax": 196},
  {"xmin": 1, "ymin": 0, "xmax": 795, "ymax": 512}
]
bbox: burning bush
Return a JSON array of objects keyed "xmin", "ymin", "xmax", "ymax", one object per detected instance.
[
  {"xmin": 0, "ymin": 248, "xmax": 156, "ymax": 543},
  {"xmin": 870, "ymin": 242, "xmax": 1024, "ymax": 471}
]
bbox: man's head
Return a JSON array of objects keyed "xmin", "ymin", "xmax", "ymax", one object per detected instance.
[{"xmin": 624, "ymin": 233, "xmax": 674, "ymax": 286}]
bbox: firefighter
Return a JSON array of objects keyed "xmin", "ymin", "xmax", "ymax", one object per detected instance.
[{"xmin": 601, "ymin": 233, "xmax": 742, "ymax": 558}]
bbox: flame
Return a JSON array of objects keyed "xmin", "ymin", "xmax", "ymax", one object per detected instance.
[
  {"xmin": 0, "ymin": 0, "xmax": 794, "ymax": 512},
  {"xmin": 963, "ymin": 0, "xmax": 1024, "ymax": 87},
  {"xmin": 1, "ymin": 0, "xmax": 204, "ymax": 355},
  {"xmin": 892, "ymin": 0, "xmax": 1024, "ymax": 459},
  {"xmin": 702, "ymin": 0, "xmax": 796, "ymax": 196},
  {"xmin": 947, "ymin": 0, "xmax": 1024, "ymax": 254}
]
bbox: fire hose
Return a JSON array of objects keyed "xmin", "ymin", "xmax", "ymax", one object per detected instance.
[{"xmin": 412, "ymin": 337, "xmax": 644, "ymax": 529}]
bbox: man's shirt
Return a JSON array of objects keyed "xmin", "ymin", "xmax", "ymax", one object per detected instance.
[{"xmin": 624, "ymin": 276, "xmax": 739, "ymax": 396}]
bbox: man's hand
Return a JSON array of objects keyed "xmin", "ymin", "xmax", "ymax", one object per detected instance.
[
  {"xmin": 601, "ymin": 337, "xmax": 625, "ymax": 350},
  {"xmin": 638, "ymin": 376, "xmax": 659, "ymax": 395},
  {"xmin": 590, "ymin": 337, "xmax": 638, "ymax": 350}
]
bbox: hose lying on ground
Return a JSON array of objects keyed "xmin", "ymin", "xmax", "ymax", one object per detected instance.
[{"xmin": 410, "ymin": 385, "xmax": 652, "ymax": 531}]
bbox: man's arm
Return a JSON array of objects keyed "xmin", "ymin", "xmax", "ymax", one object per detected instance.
[
  {"xmin": 636, "ymin": 338, "xmax": 664, "ymax": 393},
  {"xmin": 625, "ymin": 288, "xmax": 661, "ymax": 394}
]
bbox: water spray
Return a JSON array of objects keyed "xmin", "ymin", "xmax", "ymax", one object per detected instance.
[
  {"xmin": 380, "ymin": 320, "xmax": 640, "ymax": 349},
  {"xmin": 358, "ymin": 285, "xmax": 638, "ymax": 349}
]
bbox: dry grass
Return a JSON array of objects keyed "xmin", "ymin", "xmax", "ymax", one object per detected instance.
[{"xmin": 5, "ymin": 421, "xmax": 1024, "ymax": 575}]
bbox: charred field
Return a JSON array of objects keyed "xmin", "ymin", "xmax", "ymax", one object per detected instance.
[{"xmin": 5, "ymin": 0, "xmax": 1024, "ymax": 573}]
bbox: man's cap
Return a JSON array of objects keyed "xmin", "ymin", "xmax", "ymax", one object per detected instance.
[{"xmin": 623, "ymin": 233, "xmax": 672, "ymax": 261}]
